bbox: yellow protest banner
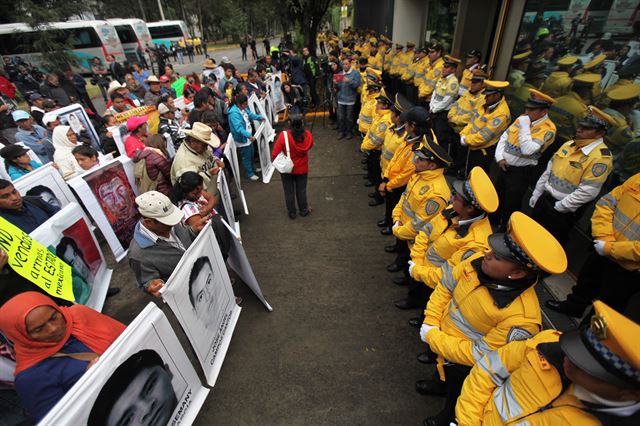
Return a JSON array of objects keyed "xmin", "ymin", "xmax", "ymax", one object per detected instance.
[
  {"xmin": 113, "ymin": 106, "xmax": 160, "ymax": 134},
  {"xmin": 0, "ymin": 217, "xmax": 75, "ymax": 302}
]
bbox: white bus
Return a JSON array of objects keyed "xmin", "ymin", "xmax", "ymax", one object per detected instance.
[
  {"xmin": 0, "ymin": 21, "xmax": 125, "ymax": 74},
  {"xmin": 147, "ymin": 20, "xmax": 190, "ymax": 49},
  {"xmin": 108, "ymin": 18, "xmax": 152, "ymax": 64}
]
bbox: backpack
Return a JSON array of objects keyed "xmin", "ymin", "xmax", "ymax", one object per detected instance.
[{"xmin": 133, "ymin": 158, "xmax": 157, "ymax": 193}]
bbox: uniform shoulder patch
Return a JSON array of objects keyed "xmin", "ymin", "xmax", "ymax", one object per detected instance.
[
  {"xmin": 419, "ymin": 184, "xmax": 430, "ymax": 195},
  {"xmin": 592, "ymin": 163, "xmax": 608, "ymax": 177},
  {"xmin": 600, "ymin": 148, "xmax": 611, "ymax": 156},
  {"xmin": 543, "ymin": 130, "xmax": 555, "ymax": 142},
  {"xmin": 379, "ymin": 123, "xmax": 388, "ymax": 132},
  {"xmin": 491, "ymin": 117, "xmax": 503, "ymax": 127},
  {"xmin": 425, "ymin": 199, "xmax": 441, "ymax": 216},
  {"xmin": 507, "ymin": 327, "xmax": 533, "ymax": 343}
]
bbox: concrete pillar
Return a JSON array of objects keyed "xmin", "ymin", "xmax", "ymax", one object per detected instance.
[{"xmin": 392, "ymin": 0, "xmax": 426, "ymax": 45}]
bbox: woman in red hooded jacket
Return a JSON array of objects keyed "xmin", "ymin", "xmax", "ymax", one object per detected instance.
[{"xmin": 271, "ymin": 114, "xmax": 314, "ymax": 219}]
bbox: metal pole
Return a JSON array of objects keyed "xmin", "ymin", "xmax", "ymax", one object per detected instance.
[
  {"xmin": 157, "ymin": 0, "xmax": 166, "ymax": 20},
  {"xmin": 137, "ymin": 0, "xmax": 147, "ymax": 21}
]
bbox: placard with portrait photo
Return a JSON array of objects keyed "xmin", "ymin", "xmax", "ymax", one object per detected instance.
[
  {"xmin": 223, "ymin": 134, "xmax": 249, "ymax": 215},
  {"xmin": 39, "ymin": 303, "xmax": 210, "ymax": 426},
  {"xmin": 30, "ymin": 202, "xmax": 112, "ymax": 311},
  {"xmin": 54, "ymin": 103, "xmax": 101, "ymax": 151},
  {"xmin": 161, "ymin": 224, "xmax": 241, "ymax": 387},
  {"xmin": 12, "ymin": 163, "xmax": 78, "ymax": 209},
  {"xmin": 254, "ymin": 123, "xmax": 275, "ymax": 184},
  {"xmin": 67, "ymin": 156, "xmax": 140, "ymax": 262}
]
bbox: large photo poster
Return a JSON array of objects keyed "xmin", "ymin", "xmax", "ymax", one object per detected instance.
[
  {"xmin": 54, "ymin": 103, "xmax": 101, "ymax": 151},
  {"xmin": 254, "ymin": 123, "xmax": 275, "ymax": 184},
  {"xmin": 223, "ymin": 135, "xmax": 249, "ymax": 215},
  {"xmin": 39, "ymin": 303, "xmax": 210, "ymax": 426},
  {"xmin": 12, "ymin": 163, "xmax": 78, "ymax": 208},
  {"xmin": 248, "ymin": 93, "xmax": 275, "ymax": 142},
  {"xmin": 67, "ymin": 157, "xmax": 139, "ymax": 261},
  {"xmin": 267, "ymin": 71, "xmax": 286, "ymax": 113},
  {"xmin": 217, "ymin": 170, "xmax": 239, "ymax": 236},
  {"xmin": 228, "ymin": 237, "xmax": 272, "ymax": 312},
  {"xmin": 161, "ymin": 224, "xmax": 241, "ymax": 386},
  {"xmin": 30, "ymin": 203, "xmax": 113, "ymax": 311}
]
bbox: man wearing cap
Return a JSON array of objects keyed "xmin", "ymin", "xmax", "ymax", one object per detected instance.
[
  {"xmin": 0, "ymin": 179, "xmax": 59, "ymax": 234},
  {"xmin": 380, "ymin": 107, "xmax": 429, "ymax": 236},
  {"xmin": 459, "ymin": 50, "xmax": 482, "ymax": 94},
  {"xmin": 430, "ymin": 55, "xmax": 461, "ymax": 153},
  {"xmin": 388, "ymin": 136, "xmax": 451, "ymax": 286},
  {"xmin": 418, "ymin": 44, "xmax": 445, "ymax": 102},
  {"xmin": 378, "ymin": 94, "xmax": 412, "ymax": 230},
  {"xmin": 459, "ymin": 80, "xmax": 511, "ymax": 174},
  {"xmin": 158, "ymin": 103, "xmax": 186, "ymax": 150},
  {"xmin": 171, "ymin": 122, "xmax": 224, "ymax": 195},
  {"xmin": 456, "ymin": 301, "xmax": 640, "ymax": 425},
  {"xmin": 547, "ymin": 172, "xmax": 640, "ymax": 318},
  {"xmin": 402, "ymin": 48, "xmax": 426, "ymax": 98},
  {"xmin": 358, "ymin": 80, "xmax": 381, "ymax": 136},
  {"xmin": 419, "ymin": 211, "xmax": 566, "ymax": 426},
  {"xmin": 508, "ymin": 49, "xmax": 532, "ymax": 89},
  {"xmin": 549, "ymin": 73, "xmax": 598, "ymax": 142},
  {"xmin": 128, "ymin": 191, "xmax": 201, "ymax": 296},
  {"xmin": 28, "ymin": 94, "xmax": 45, "ymax": 127},
  {"xmin": 602, "ymin": 85, "xmax": 639, "ymax": 155},
  {"xmin": 143, "ymin": 75, "xmax": 163, "ymax": 106},
  {"xmin": 505, "ymin": 63, "xmax": 548, "ymax": 119},
  {"xmin": 541, "ymin": 55, "xmax": 578, "ymax": 98},
  {"xmin": 362, "ymin": 89, "xmax": 393, "ymax": 204},
  {"xmin": 401, "ymin": 167, "xmax": 496, "ymax": 310},
  {"xmin": 397, "ymin": 42, "xmax": 415, "ymax": 88},
  {"xmin": 493, "ymin": 89, "xmax": 557, "ymax": 231},
  {"xmin": 389, "ymin": 43, "xmax": 405, "ymax": 79},
  {"xmin": 448, "ymin": 69, "xmax": 487, "ymax": 134},
  {"xmin": 530, "ymin": 106, "xmax": 614, "ymax": 246},
  {"xmin": 12, "ymin": 110, "xmax": 54, "ymax": 164}
]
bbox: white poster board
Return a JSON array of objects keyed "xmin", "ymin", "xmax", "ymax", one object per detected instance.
[
  {"xmin": 254, "ymin": 123, "xmax": 275, "ymax": 184},
  {"xmin": 13, "ymin": 163, "xmax": 78, "ymax": 209},
  {"xmin": 227, "ymin": 237, "xmax": 272, "ymax": 311},
  {"xmin": 39, "ymin": 303, "xmax": 209, "ymax": 426},
  {"xmin": 30, "ymin": 203, "xmax": 112, "ymax": 311},
  {"xmin": 248, "ymin": 94, "xmax": 275, "ymax": 142},
  {"xmin": 223, "ymin": 135, "xmax": 249, "ymax": 215},
  {"xmin": 161, "ymin": 224, "xmax": 241, "ymax": 386},
  {"xmin": 54, "ymin": 103, "xmax": 101, "ymax": 151},
  {"xmin": 67, "ymin": 156, "xmax": 140, "ymax": 262},
  {"xmin": 267, "ymin": 71, "xmax": 286, "ymax": 113},
  {"xmin": 107, "ymin": 123, "xmax": 128, "ymax": 156},
  {"xmin": 217, "ymin": 169, "xmax": 240, "ymax": 236}
]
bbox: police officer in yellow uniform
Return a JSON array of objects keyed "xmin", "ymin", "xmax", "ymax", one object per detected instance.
[
  {"xmin": 459, "ymin": 80, "xmax": 511, "ymax": 175},
  {"xmin": 458, "ymin": 50, "xmax": 482, "ymax": 94},
  {"xmin": 430, "ymin": 55, "xmax": 461, "ymax": 154},
  {"xmin": 550, "ymin": 73, "xmax": 599, "ymax": 142},
  {"xmin": 397, "ymin": 42, "xmax": 416, "ymax": 93},
  {"xmin": 402, "ymin": 47, "xmax": 427, "ymax": 103},
  {"xmin": 508, "ymin": 49, "xmax": 531, "ymax": 89},
  {"xmin": 419, "ymin": 211, "xmax": 567, "ymax": 426},
  {"xmin": 584, "ymin": 53, "xmax": 607, "ymax": 98},
  {"xmin": 530, "ymin": 106, "xmax": 614, "ymax": 246},
  {"xmin": 448, "ymin": 69, "xmax": 487, "ymax": 134},
  {"xmin": 380, "ymin": 107, "xmax": 429, "ymax": 243},
  {"xmin": 546, "ymin": 172, "xmax": 640, "ymax": 318},
  {"xmin": 456, "ymin": 301, "xmax": 640, "ymax": 426},
  {"xmin": 418, "ymin": 44, "xmax": 445, "ymax": 103},
  {"xmin": 493, "ymin": 89, "xmax": 557, "ymax": 231},
  {"xmin": 603, "ymin": 84, "xmax": 638, "ymax": 156},
  {"xmin": 541, "ymin": 55, "xmax": 578, "ymax": 98},
  {"xmin": 398, "ymin": 167, "xmax": 497, "ymax": 312},
  {"xmin": 367, "ymin": 39, "xmax": 381, "ymax": 70},
  {"xmin": 362, "ymin": 89, "xmax": 393, "ymax": 205},
  {"xmin": 378, "ymin": 94, "xmax": 413, "ymax": 229},
  {"xmin": 358, "ymin": 80, "xmax": 381, "ymax": 136},
  {"xmin": 505, "ymin": 64, "xmax": 547, "ymax": 119}
]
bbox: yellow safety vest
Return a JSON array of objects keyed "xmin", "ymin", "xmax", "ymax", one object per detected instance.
[
  {"xmin": 503, "ymin": 115, "xmax": 557, "ymax": 162},
  {"xmin": 358, "ymin": 94, "xmax": 377, "ymax": 134}
]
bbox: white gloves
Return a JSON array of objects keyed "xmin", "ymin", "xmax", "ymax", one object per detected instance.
[
  {"xmin": 594, "ymin": 240, "xmax": 606, "ymax": 256},
  {"xmin": 528, "ymin": 196, "xmax": 538, "ymax": 209},
  {"xmin": 554, "ymin": 200, "xmax": 567, "ymax": 213},
  {"xmin": 392, "ymin": 221, "xmax": 400, "ymax": 230},
  {"xmin": 408, "ymin": 260, "xmax": 416, "ymax": 277},
  {"xmin": 460, "ymin": 136, "xmax": 467, "ymax": 146},
  {"xmin": 517, "ymin": 114, "xmax": 531, "ymax": 126},
  {"xmin": 420, "ymin": 324, "xmax": 438, "ymax": 343}
]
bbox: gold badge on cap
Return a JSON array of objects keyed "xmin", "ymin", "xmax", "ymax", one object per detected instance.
[{"xmin": 590, "ymin": 314, "xmax": 608, "ymax": 340}]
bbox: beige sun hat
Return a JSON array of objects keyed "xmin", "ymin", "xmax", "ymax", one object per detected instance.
[
  {"xmin": 144, "ymin": 75, "xmax": 161, "ymax": 84},
  {"xmin": 184, "ymin": 122, "xmax": 221, "ymax": 148},
  {"xmin": 107, "ymin": 80, "xmax": 126, "ymax": 95}
]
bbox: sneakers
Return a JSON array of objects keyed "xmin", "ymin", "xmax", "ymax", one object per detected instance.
[{"xmin": 249, "ymin": 175, "xmax": 259, "ymax": 181}]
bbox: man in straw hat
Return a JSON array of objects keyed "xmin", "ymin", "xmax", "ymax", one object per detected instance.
[
  {"xmin": 419, "ymin": 211, "xmax": 567, "ymax": 426},
  {"xmin": 170, "ymin": 122, "xmax": 224, "ymax": 196},
  {"xmin": 530, "ymin": 106, "xmax": 614, "ymax": 246},
  {"xmin": 143, "ymin": 75, "xmax": 162, "ymax": 106},
  {"xmin": 456, "ymin": 301, "xmax": 640, "ymax": 425},
  {"xmin": 493, "ymin": 88, "xmax": 557, "ymax": 231}
]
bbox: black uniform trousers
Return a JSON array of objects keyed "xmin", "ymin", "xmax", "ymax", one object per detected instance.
[
  {"xmin": 490, "ymin": 163, "xmax": 535, "ymax": 231},
  {"xmin": 366, "ymin": 150, "xmax": 382, "ymax": 184},
  {"xmin": 531, "ymin": 191, "xmax": 576, "ymax": 247},
  {"xmin": 455, "ymin": 145, "xmax": 496, "ymax": 177},
  {"xmin": 431, "ymin": 110, "xmax": 457, "ymax": 159},
  {"xmin": 568, "ymin": 251, "xmax": 640, "ymax": 313},
  {"xmin": 383, "ymin": 185, "xmax": 406, "ymax": 227},
  {"xmin": 436, "ymin": 363, "xmax": 472, "ymax": 426}
]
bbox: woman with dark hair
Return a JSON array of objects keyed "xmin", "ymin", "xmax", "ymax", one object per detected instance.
[
  {"xmin": 282, "ymin": 81, "xmax": 303, "ymax": 115},
  {"xmin": 99, "ymin": 114, "xmax": 119, "ymax": 157},
  {"xmin": 0, "ymin": 144, "xmax": 42, "ymax": 180},
  {"xmin": 131, "ymin": 134, "xmax": 173, "ymax": 196},
  {"xmin": 88, "ymin": 349, "xmax": 177, "ymax": 426},
  {"xmin": 183, "ymin": 72, "xmax": 202, "ymax": 94},
  {"xmin": 0, "ymin": 292, "xmax": 125, "ymax": 422},
  {"xmin": 271, "ymin": 114, "xmax": 314, "ymax": 219}
]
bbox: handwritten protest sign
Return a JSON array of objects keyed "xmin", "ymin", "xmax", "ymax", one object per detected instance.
[{"xmin": 0, "ymin": 217, "xmax": 74, "ymax": 302}]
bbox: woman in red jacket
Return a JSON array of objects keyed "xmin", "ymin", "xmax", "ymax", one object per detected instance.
[{"xmin": 271, "ymin": 114, "xmax": 313, "ymax": 219}]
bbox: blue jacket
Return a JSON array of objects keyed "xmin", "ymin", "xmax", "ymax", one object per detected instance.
[
  {"xmin": 336, "ymin": 68, "xmax": 362, "ymax": 105},
  {"xmin": 228, "ymin": 104, "xmax": 263, "ymax": 147},
  {"xmin": 0, "ymin": 196, "xmax": 59, "ymax": 234},
  {"xmin": 15, "ymin": 125, "xmax": 55, "ymax": 164},
  {"xmin": 15, "ymin": 336, "xmax": 90, "ymax": 422},
  {"xmin": 7, "ymin": 160, "xmax": 42, "ymax": 180}
]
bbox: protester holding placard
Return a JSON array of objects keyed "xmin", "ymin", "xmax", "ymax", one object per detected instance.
[
  {"xmin": 0, "ymin": 292, "xmax": 125, "ymax": 422},
  {"xmin": 228, "ymin": 94, "xmax": 264, "ymax": 181},
  {"xmin": 71, "ymin": 146, "xmax": 100, "ymax": 171},
  {"xmin": 124, "ymin": 116, "xmax": 148, "ymax": 158},
  {"xmin": 52, "ymin": 125, "xmax": 82, "ymax": 180},
  {"xmin": 0, "ymin": 144, "xmax": 42, "ymax": 180},
  {"xmin": 0, "ymin": 179, "xmax": 59, "ymax": 233}
]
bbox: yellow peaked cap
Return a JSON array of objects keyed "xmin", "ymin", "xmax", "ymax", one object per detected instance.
[
  {"xmin": 608, "ymin": 84, "xmax": 640, "ymax": 101},
  {"xmin": 591, "ymin": 300, "xmax": 640, "ymax": 369},
  {"xmin": 557, "ymin": 55, "xmax": 578, "ymax": 66},
  {"xmin": 485, "ymin": 80, "xmax": 509, "ymax": 90},
  {"xmin": 468, "ymin": 166, "xmax": 499, "ymax": 213},
  {"xmin": 585, "ymin": 54, "xmax": 606, "ymax": 69},
  {"xmin": 507, "ymin": 212, "xmax": 568, "ymax": 274}
]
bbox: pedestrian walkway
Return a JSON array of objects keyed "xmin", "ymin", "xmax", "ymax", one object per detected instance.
[{"xmin": 191, "ymin": 123, "xmax": 442, "ymax": 424}]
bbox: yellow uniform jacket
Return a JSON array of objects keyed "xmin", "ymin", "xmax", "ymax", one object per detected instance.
[
  {"xmin": 410, "ymin": 209, "xmax": 492, "ymax": 289},
  {"xmin": 549, "ymin": 91, "xmax": 589, "ymax": 141},
  {"xmin": 380, "ymin": 125, "xmax": 406, "ymax": 174},
  {"xmin": 418, "ymin": 57, "xmax": 444, "ymax": 99},
  {"xmin": 392, "ymin": 168, "xmax": 450, "ymax": 241},
  {"xmin": 541, "ymin": 71, "xmax": 572, "ymax": 98},
  {"xmin": 460, "ymin": 97, "xmax": 511, "ymax": 150},
  {"xmin": 384, "ymin": 138, "xmax": 417, "ymax": 191},
  {"xmin": 592, "ymin": 172, "xmax": 640, "ymax": 271},
  {"xmin": 358, "ymin": 94, "xmax": 377, "ymax": 134},
  {"xmin": 361, "ymin": 109, "xmax": 392, "ymax": 151},
  {"xmin": 448, "ymin": 91, "xmax": 485, "ymax": 133}
]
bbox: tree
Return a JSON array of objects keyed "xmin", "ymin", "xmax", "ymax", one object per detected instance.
[{"xmin": 283, "ymin": 0, "xmax": 335, "ymax": 53}]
